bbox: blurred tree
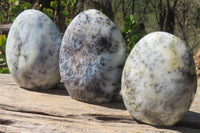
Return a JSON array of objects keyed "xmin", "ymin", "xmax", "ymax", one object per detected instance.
[
  {"xmin": 175, "ymin": 0, "xmax": 200, "ymax": 52},
  {"xmin": 150, "ymin": 0, "xmax": 178, "ymax": 34},
  {"xmin": 121, "ymin": 0, "xmax": 135, "ymax": 18},
  {"xmin": 100, "ymin": 0, "xmax": 114, "ymax": 21}
]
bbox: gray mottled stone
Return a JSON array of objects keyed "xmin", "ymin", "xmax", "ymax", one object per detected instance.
[
  {"xmin": 59, "ymin": 9, "xmax": 127, "ymax": 103},
  {"xmin": 122, "ymin": 32, "xmax": 197, "ymax": 126},
  {"xmin": 6, "ymin": 9, "xmax": 62, "ymax": 89}
]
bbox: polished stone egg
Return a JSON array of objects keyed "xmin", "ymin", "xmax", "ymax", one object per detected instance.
[
  {"xmin": 59, "ymin": 9, "xmax": 127, "ymax": 103},
  {"xmin": 6, "ymin": 9, "xmax": 62, "ymax": 89},
  {"xmin": 122, "ymin": 31, "xmax": 197, "ymax": 126}
]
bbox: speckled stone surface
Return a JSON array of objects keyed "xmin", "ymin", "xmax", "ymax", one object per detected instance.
[
  {"xmin": 59, "ymin": 9, "xmax": 127, "ymax": 103},
  {"xmin": 122, "ymin": 32, "xmax": 197, "ymax": 126},
  {"xmin": 6, "ymin": 9, "xmax": 62, "ymax": 89}
]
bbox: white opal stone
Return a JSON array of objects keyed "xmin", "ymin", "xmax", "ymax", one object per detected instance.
[
  {"xmin": 59, "ymin": 9, "xmax": 127, "ymax": 103},
  {"xmin": 6, "ymin": 9, "xmax": 62, "ymax": 89},
  {"xmin": 122, "ymin": 32, "xmax": 197, "ymax": 126}
]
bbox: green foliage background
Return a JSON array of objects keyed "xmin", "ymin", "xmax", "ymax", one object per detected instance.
[
  {"xmin": 123, "ymin": 15, "xmax": 145, "ymax": 52},
  {"xmin": 0, "ymin": 35, "xmax": 9, "ymax": 73}
]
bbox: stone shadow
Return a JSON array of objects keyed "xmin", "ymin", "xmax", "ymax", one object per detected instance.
[{"xmin": 23, "ymin": 82, "xmax": 69, "ymax": 96}]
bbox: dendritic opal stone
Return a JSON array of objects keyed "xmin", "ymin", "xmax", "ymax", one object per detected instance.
[
  {"xmin": 59, "ymin": 9, "xmax": 127, "ymax": 103},
  {"xmin": 122, "ymin": 32, "xmax": 197, "ymax": 126},
  {"xmin": 6, "ymin": 9, "xmax": 62, "ymax": 89}
]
